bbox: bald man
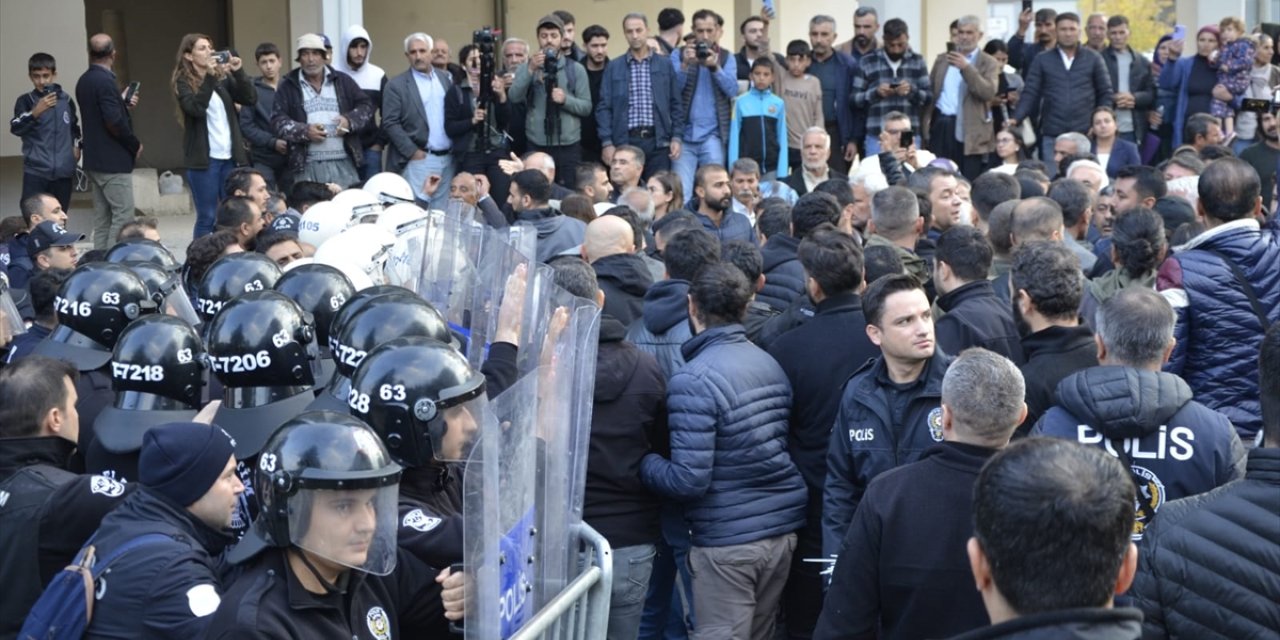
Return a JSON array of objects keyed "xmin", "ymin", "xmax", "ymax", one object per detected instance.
[
  {"xmin": 77, "ymin": 32, "xmax": 143, "ymax": 249},
  {"xmin": 583, "ymin": 214, "xmax": 653, "ymax": 325},
  {"xmin": 523, "ymin": 152, "xmax": 574, "ymax": 202}
]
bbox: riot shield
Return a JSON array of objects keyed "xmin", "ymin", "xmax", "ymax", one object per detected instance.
[
  {"xmin": 463, "ymin": 371, "xmax": 539, "ymax": 640},
  {"xmin": 384, "ymin": 215, "xmax": 429, "ymax": 291},
  {"xmin": 529, "ymin": 286, "xmax": 602, "ymax": 608}
]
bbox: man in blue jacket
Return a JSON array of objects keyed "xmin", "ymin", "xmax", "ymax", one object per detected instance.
[
  {"xmin": 85, "ymin": 421, "xmax": 244, "ymax": 639},
  {"xmin": 670, "ymin": 9, "xmax": 738, "ymax": 199},
  {"xmin": 824, "ymin": 273, "xmax": 950, "ymax": 557},
  {"xmin": 598, "ymin": 13, "xmax": 685, "ymax": 179},
  {"xmin": 10, "ymin": 53, "xmax": 80, "ymax": 211},
  {"xmin": 641, "ymin": 262, "xmax": 807, "ymax": 640},
  {"xmin": 1157, "ymin": 157, "xmax": 1280, "ymax": 444},
  {"xmin": 808, "ymin": 15, "xmax": 858, "ymax": 174},
  {"xmin": 75, "ymin": 34, "xmax": 142, "ymax": 250},
  {"xmin": 1035, "ymin": 288, "xmax": 1246, "ymax": 540}
]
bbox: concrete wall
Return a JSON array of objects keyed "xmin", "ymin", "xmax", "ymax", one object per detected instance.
[
  {"xmin": 230, "ymin": 0, "xmax": 290, "ymax": 63},
  {"xmin": 0, "ymin": 0, "xmax": 87, "ymax": 159},
  {"xmin": 362, "ymin": 0, "xmax": 496, "ymax": 76}
]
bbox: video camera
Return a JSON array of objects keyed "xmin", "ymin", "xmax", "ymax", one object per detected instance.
[{"xmin": 472, "ymin": 26, "xmax": 501, "ymax": 150}]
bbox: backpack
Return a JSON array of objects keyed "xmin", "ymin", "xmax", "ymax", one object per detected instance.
[{"xmin": 18, "ymin": 533, "xmax": 169, "ymax": 640}]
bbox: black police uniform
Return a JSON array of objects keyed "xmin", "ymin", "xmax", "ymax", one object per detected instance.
[
  {"xmin": 0, "ymin": 437, "xmax": 133, "ymax": 637},
  {"xmin": 203, "ymin": 546, "xmax": 451, "ymax": 639}
]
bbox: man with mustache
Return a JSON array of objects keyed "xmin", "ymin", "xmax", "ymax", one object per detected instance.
[
  {"xmin": 837, "ymin": 7, "xmax": 881, "ymax": 60},
  {"xmin": 692, "ymin": 163, "xmax": 754, "ymax": 246}
]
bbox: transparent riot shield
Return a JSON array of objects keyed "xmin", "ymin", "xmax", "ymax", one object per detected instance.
[
  {"xmin": 529, "ymin": 286, "xmax": 602, "ymax": 608},
  {"xmin": 463, "ymin": 371, "xmax": 539, "ymax": 640},
  {"xmin": 384, "ymin": 215, "xmax": 429, "ymax": 291}
]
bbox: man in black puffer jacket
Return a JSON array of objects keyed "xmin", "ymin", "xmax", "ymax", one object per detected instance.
[
  {"xmin": 1129, "ymin": 323, "xmax": 1280, "ymax": 640},
  {"xmin": 627, "ymin": 228, "xmax": 721, "ymax": 379},
  {"xmin": 758, "ymin": 192, "xmax": 841, "ymax": 312},
  {"xmin": 584, "ymin": 215, "xmax": 653, "ymax": 327},
  {"xmin": 1034, "ymin": 288, "xmax": 1246, "ymax": 540},
  {"xmin": 934, "ymin": 226, "xmax": 1024, "ymax": 363}
]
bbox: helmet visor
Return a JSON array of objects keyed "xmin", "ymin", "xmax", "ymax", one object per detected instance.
[
  {"xmin": 288, "ymin": 484, "xmax": 400, "ymax": 576},
  {"xmin": 428, "ymin": 388, "xmax": 490, "ymax": 462},
  {"xmin": 0, "ymin": 286, "xmax": 27, "ymax": 342},
  {"xmin": 162, "ymin": 283, "xmax": 202, "ymax": 326}
]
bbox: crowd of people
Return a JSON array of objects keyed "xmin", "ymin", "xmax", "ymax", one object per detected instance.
[{"xmin": 2, "ymin": 5, "xmax": 1279, "ymax": 640}]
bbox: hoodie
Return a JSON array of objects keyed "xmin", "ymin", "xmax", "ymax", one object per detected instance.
[
  {"xmin": 334, "ymin": 25, "xmax": 388, "ymax": 149},
  {"xmin": 593, "ymin": 252, "xmax": 654, "ymax": 327},
  {"xmin": 1034, "ymin": 366, "xmax": 1246, "ymax": 539},
  {"xmin": 626, "ymin": 279, "xmax": 694, "ymax": 380},
  {"xmin": 514, "ymin": 207, "xmax": 586, "ymax": 263},
  {"xmin": 584, "ymin": 316, "xmax": 667, "ymax": 548}
]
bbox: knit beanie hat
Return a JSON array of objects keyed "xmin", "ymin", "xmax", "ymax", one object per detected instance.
[{"xmin": 139, "ymin": 421, "xmax": 236, "ymax": 507}]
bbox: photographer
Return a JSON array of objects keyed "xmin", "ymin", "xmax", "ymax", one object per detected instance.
[
  {"xmin": 449, "ymin": 37, "xmax": 513, "ymax": 207},
  {"xmin": 510, "ymin": 14, "xmax": 592, "ymax": 188},
  {"xmin": 171, "ymin": 34, "xmax": 256, "ymax": 239},
  {"xmin": 670, "ymin": 9, "xmax": 739, "ymax": 200}
]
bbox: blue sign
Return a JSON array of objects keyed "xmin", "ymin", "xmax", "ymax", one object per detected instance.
[{"xmin": 498, "ymin": 507, "xmax": 536, "ymax": 638}]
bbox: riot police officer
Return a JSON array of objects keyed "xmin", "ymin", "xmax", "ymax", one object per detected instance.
[
  {"xmin": 121, "ymin": 261, "xmax": 201, "ymax": 327},
  {"xmin": 194, "ymin": 252, "xmax": 283, "ymax": 329},
  {"xmin": 210, "ymin": 412, "xmax": 462, "ymax": 636},
  {"xmin": 87, "ymin": 315, "xmax": 207, "ymax": 483},
  {"xmin": 273, "ymin": 263, "xmax": 356, "ymax": 388},
  {"xmin": 32, "ymin": 262, "xmax": 157, "ymax": 448},
  {"xmin": 104, "ymin": 237, "xmax": 180, "ymax": 273}
]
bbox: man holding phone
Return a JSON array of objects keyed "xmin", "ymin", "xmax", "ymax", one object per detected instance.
[
  {"xmin": 1008, "ymin": 6, "xmax": 1058, "ymax": 78},
  {"xmin": 927, "ymin": 15, "xmax": 1000, "ymax": 179},
  {"xmin": 851, "ymin": 19, "xmax": 930, "ymax": 157},
  {"xmin": 76, "ymin": 34, "xmax": 143, "ymax": 250}
]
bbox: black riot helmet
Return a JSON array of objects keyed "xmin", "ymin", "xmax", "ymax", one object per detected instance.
[
  {"xmin": 228, "ymin": 411, "xmax": 402, "ymax": 576},
  {"xmin": 207, "ymin": 290, "xmax": 320, "ymax": 458},
  {"xmin": 196, "ymin": 252, "xmax": 283, "ymax": 322},
  {"xmin": 325, "ymin": 284, "xmax": 417, "ymax": 351},
  {"xmin": 105, "ymin": 238, "xmax": 180, "ymax": 272},
  {"xmin": 32, "ymin": 263, "xmax": 156, "ymax": 370},
  {"xmin": 122, "ymin": 261, "xmax": 201, "ymax": 325},
  {"xmin": 348, "ymin": 337, "xmax": 487, "ymax": 466},
  {"xmin": 273, "ymin": 263, "xmax": 356, "ymax": 351},
  {"xmin": 93, "ymin": 315, "xmax": 207, "ymax": 455}
]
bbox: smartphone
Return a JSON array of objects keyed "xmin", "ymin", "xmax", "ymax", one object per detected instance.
[
  {"xmin": 214, "ymin": 50, "xmax": 231, "ymax": 64},
  {"xmin": 123, "ymin": 81, "xmax": 141, "ymax": 104},
  {"xmin": 946, "ymin": 42, "xmax": 957, "ymax": 54},
  {"xmin": 900, "ymin": 130, "xmax": 914, "ymax": 149},
  {"xmin": 1242, "ymin": 98, "xmax": 1272, "ymax": 114},
  {"xmin": 1022, "ymin": 0, "xmax": 1033, "ymax": 13},
  {"xmin": 1171, "ymin": 25, "xmax": 1186, "ymax": 41}
]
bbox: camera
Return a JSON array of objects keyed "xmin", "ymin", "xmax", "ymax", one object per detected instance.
[
  {"xmin": 214, "ymin": 50, "xmax": 231, "ymax": 64},
  {"xmin": 473, "ymin": 27, "xmax": 496, "ymax": 49},
  {"xmin": 695, "ymin": 41, "xmax": 712, "ymax": 61},
  {"xmin": 543, "ymin": 47, "xmax": 558, "ymax": 73}
]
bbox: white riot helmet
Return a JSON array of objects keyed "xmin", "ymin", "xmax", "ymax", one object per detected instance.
[
  {"xmin": 376, "ymin": 202, "xmax": 430, "ymax": 233},
  {"xmin": 377, "ymin": 203, "xmax": 431, "ymax": 288},
  {"xmin": 332, "ymin": 188, "xmax": 385, "ymax": 225},
  {"xmin": 298, "ymin": 200, "xmax": 351, "ymax": 248},
  {"xmin": 314, "ymin": 224, "xmax": 397, "ymax": 289},
  {"xmin": 363, "ymin": 172, "xmax": 415, "ymax": 204}
]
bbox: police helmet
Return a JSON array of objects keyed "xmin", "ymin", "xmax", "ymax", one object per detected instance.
[
  {"xmin": 273, "ymin": 263, "xmax": 355, "ymax": 350},
  {"xmin": 206, "ymin": 290, "xmax": 317, "ymax": 390},
  {"xmin": 230, "ymin": 411, "xmax": 402, "ymax": 576},
  {"xmin": 33, "ymin": 263, "xmax": 155, "ymax": 370},
  {"xmin": 329, "ymin": 293, "xmax": 453, "ymax": 380},
  {"xmin": 349, "ymin": 337, "xmax": 487, "ymax": 466},
  {"xmin": 105, "ymin": 238, "xmax": 179, "ymax": 272},
  {"xmin": 196, "ymin": 252, "xmax": 283, "ymax": 322},
  {"xmin": 123, "ymin": 261, "xmax": 201, "ymax": 325}
]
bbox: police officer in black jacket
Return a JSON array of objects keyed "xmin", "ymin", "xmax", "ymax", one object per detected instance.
[{"xmin": 0, "ymin": 356, "xmax": 133, "ymax": 639}]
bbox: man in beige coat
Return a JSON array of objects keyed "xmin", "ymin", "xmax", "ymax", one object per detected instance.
[{"xmin": 925, "ymin": 15, "xmax": 999, "ymax": 179}]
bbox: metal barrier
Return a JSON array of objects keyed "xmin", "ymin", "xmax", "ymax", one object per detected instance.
[{"xmin": 510, "ymin": 523, "xmax": 613, "ymax": 640}]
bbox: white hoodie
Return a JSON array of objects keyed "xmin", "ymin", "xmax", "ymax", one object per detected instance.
[{"xmin": 334, "ymin": 25, "xmax": 386, "ymax": 91}]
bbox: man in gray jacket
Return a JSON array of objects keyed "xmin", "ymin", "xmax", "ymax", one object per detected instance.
[
  {"xmin": 1010, "ymin": 12, "xmax": 1113, "ymax": 178},
  {"xmin": 511, "ymin": 14, "xmax": 592, "ymax": 188}
]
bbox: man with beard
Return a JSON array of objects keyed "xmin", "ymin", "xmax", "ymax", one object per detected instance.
[
  {"xmin": 581, "ymin": 25, "xmax": 610, "ymax": 164},
  {"xmin": 783, "ymin": 127, "xmax": 832, "ymax": 197},
  {"xmin": 1239, "ymin": 110, "xmax": 1280, "ymax": 211},
  {"xmin": 554, "ymin": 10, "xmax": 588, "ymax": 63},
  {"xmin": 334, "ymin": 26, "xmax": 389, "ymax": 180},
  {"xmin": 1008, "ymin": 7, "xmax": 1058, "ymax": 77},
  {"xmin": 508, "ymin": 168, "xmax": 586, "ymax": 262},
  {"xmin": 837, "ymin": 7, "xmax": 881, "ymax": 60},
  {"xmin": 735, "ymin": 16, "xmax": 786, "ymax": 83},
  {"xmin": 853, "ymin": 19, "xmax": 931, "ymax": 157},
  {"xmin": 728, "ymin": 158, "xmax": 796, "ymax": 225},
  {"xmin": 693, "ymin": 163, "xmax": 754, "ymax": 246},
  {"xmin": 808, "ymin": 15, "xmax": 858, "ymax": 174}
]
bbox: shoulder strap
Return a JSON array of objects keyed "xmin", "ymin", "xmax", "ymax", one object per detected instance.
[
  {"xmin": 1199, "ymin": 248, "xmax": 1273, "ymax": 329},
  {"xmin": 89, "ymin": 533, "xmax": 173, "ymax": 579}
]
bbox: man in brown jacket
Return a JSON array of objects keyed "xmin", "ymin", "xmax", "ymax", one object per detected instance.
[{"xmin": 925, "ymin": 15, "xmax": 999, "ymax": 179}]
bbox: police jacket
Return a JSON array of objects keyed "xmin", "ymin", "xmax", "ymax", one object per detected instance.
[
  {"xmin": 626, "ymin": 279, "xmax": 695, "ymax": 380},
  {"xmin": 1157, "ymin": 216, "xmax": 1280, "ymax": 441},
  {"xmin": 640, "ymin": 324, "xmax": 807, "ymax": 547},
  {"xmin": 585, "ymin": 316, "xmax": 667, "ymax": 549},
  {"xmin": 815, "ymin": 442, "xmax": 996, "ymax": 640},
  {"xmin": 85, "ymin": 488, "xmax": 235, "ymax": 640},
  {"xmin": 1130, "ymin": 447, "xmax": 1280, "ymax": 640},
  {"xmin": 935, "ymin": 280, "xmax": 1024, "ymax": 364},
  {"xmin": 204, "ymin": 546, "xmax": 450, "ymax": 639},
  {"xmin": 397, "ymin": 464, "xmax": 464, "ymax": 569},
  {"xmin": 6, "ymin": 235, "xmax": 33, "ymax": 290},
  {"xmin": 758, "ymin": 233, "xmax": 806, "ymax": 312},
  {"xmin": 767, "ymin": 292, "xmax": 878, "ymax": 493},
  {"xmin": 1034, "ymin": 366, "xmax": 1246, "ymax": 539},
  {"xmin": 0, "ymin": 437, "xmax": 131, "ymax": 639},
  {"xmin": 10, "ymin": 83, "xmax": 80, "ymax": 180},
  {"xmin": 593, "ymin": 253, "xmax": 654, "ymax": 328},
  {"xmin": 823, "ymin": 349, "xmax": 951, "ymax": 557}
]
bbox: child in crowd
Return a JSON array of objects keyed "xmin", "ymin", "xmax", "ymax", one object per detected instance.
[
  {"xmin": 779, "ymin": 40, "xmax": 822, "ymax": 172},
  {"xmin": 10, "ymin": 53, "xmax": 80, "ymax": 211},
  {"xmin": 1210, "ymin": 16, "xmax": 1256, "ymax": 140},
  {"xmin": 730, "ymin": 58, "xmax": 789, "ymax": 179}
]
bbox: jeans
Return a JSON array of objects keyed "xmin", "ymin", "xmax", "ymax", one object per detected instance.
[
  {"xmin": 624, "ymin": 136, "xmax": 673, "ymax": 181},
  {"xmin": 673, "ymin": 135, "xmax": 724, "ymax": 205},
  {"xmin": 403, "ymin": 153, "xmax": 455, "ymax": 211},
  {"xmin": 361, "ymin": 147, "xmax": 384, "ymax": 181},
  {"xmin": 188, "ymin": 158, "xmax": 234, "ymax": 239},
  {"xmin": 21, "ymin": 173, "xmax": 73, "ymax": 212},
  {"xmin": 688, "ymin": 533, "xmax": 797, "ymax": 640},
  {"xmin": 252, "ymin": 158, "xmax": 287, "ymax": 192},
  {"xmin": 639, "ymin": 509, "xmax": 693, "ymax": 640},
  {"xmin": 86, "ymin": 170, "xmax": 135, "ymax": 250},
  {"xmin": 609, "ymin": 544, "xmax": 658, "ymax": 640},
  {"xmin": 1040, "ymin": 136, "xmax": 1060, "ymax": 178}
]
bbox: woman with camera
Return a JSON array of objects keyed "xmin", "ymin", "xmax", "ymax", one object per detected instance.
[{"xmin": 171, "ymin": 33, "xmax": 256, "ymax": 239}]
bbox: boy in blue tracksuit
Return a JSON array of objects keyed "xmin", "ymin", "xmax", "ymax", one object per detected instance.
[
  {"xmin": 730, "ymin": 58, "xmax": 788, "ymax": 179},
  {"xmin": 9, "ymin": 53, "xmax": 80, "ymax": 210}
]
